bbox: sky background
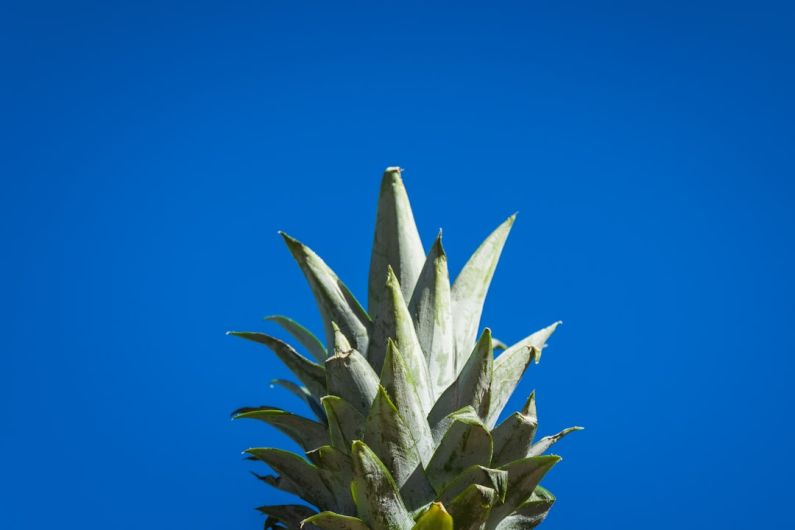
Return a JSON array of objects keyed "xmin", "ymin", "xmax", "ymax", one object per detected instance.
[{"xmin": 2, "ymin": 1, "xmax": 794, "ymax": 529}]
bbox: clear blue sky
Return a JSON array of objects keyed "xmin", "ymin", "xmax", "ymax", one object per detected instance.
[{"xmin": 2, "ymin": 1, "xmax": 793, "ymax": 529}]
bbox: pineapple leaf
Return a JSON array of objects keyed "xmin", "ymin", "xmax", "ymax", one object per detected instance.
[
  {"xmin": 252, "ymin": 471, "xmax": 301, "ymax": 499},
  {"xmin": 437, "ymin": 465, "xmax": 508, "ymax": 506},
  {"xmin": 426, "ymin": 408, "xmax": 493, "ymax": 493},
  {"xmin": 307, "ymin": 445, "xmax": 356, "ymax": 515},
  {"xmin": 364, "ymin": 387, "xmax": 421, "ymax": 487},
  {"xmin": 408, "ymin": 231, "xmax": 455, "ymax": 397},
  {"xmin": 227, "ymin": 332, "xmax": 326, "ymax": 399},
  {"xmin": 280, "ymin": 231, "xmax": 371, "ymax": 354},
  {"xmin": 527, "ymin": 426, "xmax": 583, "ymax": 457},
  {"xmin": 492, "ymin": 337, "xmax": 508, "ymax": 351},
  {"xmin": 302, "ymin": 512, "xmax": 371, "ymax": 530},
  {"xmin": 364, "ymin": 387, "xmax": 435, "ymax": 510},
  {"xmin": 325, "ymin": 323, "xmax": 380, "ymax": 417},
  {"xmin": 256, "ymin": 505, "xmax": 317, "ymax": 530},
  {"xmin": 379, "ymin": 340, "xmax": 434, "ymax": 467},
  {"xmin": 321, "ymin": 396, "xmax": 365, "ymax": 455},
  {"xmin": 447, "ymin": 484, "xmax": 500, "ymax": 530},
  {"xmin": 233, "ymin": 408, "xmax": 329, "ymax": 453},
  {"xmin": 487, "ymin": 455, "xmax": 561, "ymax": 527},
  {"xmin": 268, "ymin": 379, "xmax": 327, "ymax": 422},
  {"xmin": 245, "ymin": 448, "xmax": 337, "ymax": 511},
  {"xmin": 428, "ymin": 328, "xmax": 493, "ymax": 427},
  {"xmin": 487, "ymin": 322, "xmax": 560, "ymax": 427},
  {"xmin": 264, "ymin": 315, "xmax": 328, "ymax": 363},
  {"xmin": 350, "ymin": 440, "xmax": 415, "ymax": 530},
  {"xmin": 493, "ymin": 487, "xmax": 556, "ymax": 530},
  {"xmin": 306, "ymin": 445, "xmax": 352, "ymax": 472},
  {"xmin": 368, "ymin": 267, "xmax": 433, "ymax": 413},
  {"xmin": 412, "ymin": 502, "xmax": 453, "ymax": 530},
  {"xmin": 368, "ymin": 167, "xmax": 425, "ymax": 314},
  {"xmin": 451, "ymin": 214, "xmax": 515, "ymax": 364},
  {"xmin": 490, "ymin": 392, "xmax": 538, "ymax": 468}
]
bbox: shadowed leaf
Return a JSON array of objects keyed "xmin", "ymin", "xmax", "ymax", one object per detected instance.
[
  {"xmin": 350, "ymin": 441, "xmax": 415, "ymax": 530},
  {"xmin": 306, "ymin": 445, "xmax": 356, "ymax": 515},
  {"xmin": 321, "ymin": 396, "xmax": 365, "ymax": 455},
  {"xmin": 256, "ymin": 505, "xmax": 317, "ymax": 529},
  {"xmin": 487, "ymin": 455, "xmax": 561, "ymax": 527},
  {"xmin": 246, "ymin": 448, "xmax": 336, "ymax": 511},
  {"xmin": 234, "ymin": 408, "xmax": 328, "ymax": 452},
  {"xmin": 426, "ymin": 408, "xmax": 493, "ymax": 493},
  {"xmin": 302, "ymin": 512, "xmax": 371, "ymax": 530},
  {"xmin": 379, "ymin": 340, "xmax": 434, "ymax": 467},
  {"xmin": 227, "ymin": 332, "xmax": 326, "ymax": 399},
  {"xmin": 494, "ymin": 486, "xmax": 556, "ymax": 530},
  {"xmin": 429, "ymin": 328, "xmax": 493, "ymax": 427},
  {"xmin": 364, "ymin": 387, "xmax": 434, "ymax": 510},
  {"xmin": 448, "ymin": 484, "xmax": 499, "ymax": 530},
  {"xmin": 368, "ymin": 267, "xmax": 433, "ymax": 412},
  {"xmin": 265, "ymin": 315, "xmax": 328, "ymax": 363},
  {"xmin": 437, "ymin": 465, "xmax": 507, "ymax": 506},
  {"xmin": 325, "ymin": 323, "xmax": 380, "ymax": 416},
  {"xmin": 269, "ymin": 379, "xmax": 327, "ymax": 422}
]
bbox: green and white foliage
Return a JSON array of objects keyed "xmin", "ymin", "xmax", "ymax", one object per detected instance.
[{"xmin": 230, "ymin": 167, "xmax": 581, "ymax": 529}]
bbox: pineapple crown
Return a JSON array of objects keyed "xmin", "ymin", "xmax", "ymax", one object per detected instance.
[{"xmin": 229, "ymin": 167, "xmax": 581, "ymax": 530}]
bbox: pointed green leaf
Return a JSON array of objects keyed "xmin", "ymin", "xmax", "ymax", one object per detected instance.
[
  {"xmin": 228, "ymin": 332, "xmax": 326, "ymax": 399},
  {"xmin": 487, "ymin": 322, "xmax": 560, "ymax": 427},
  {"xmin": 368, "ymin": 267, "xmax": 433, "ymax": 412},
  {"xmin": 234, "ymin": 408, "xmax": 328, "ymax": 452},
  {"xmin": 408, "ymin": 232, "xmax": 455, "ymax": 397},
  {"xmin": 518, "ymin": 485, "xmax": 556, "ymax": 515},
  {"xmin": 251, "ymin": 471, "xmax": 301, "ymax": 498},
  {"xmin": 321, "ymin": 396, "xmax": 365, "ymax": 455},
  {"xmin": 302, "ymin": 512, "xmax": 371, "ymax": 530},
  {"xmin": 280, "ymin": 232, "xmax": 371, "ymax": 354},
  {"xmin": 528, "ymin": 426, "xmax": 583, "ymax": 457},
  {"xmin": 437, "ymin": 465, "xmax": 507, "ymax": 506},
  {"xmin": 430, "ymin": 405, "xmax": 476, "ymax": 447},
  {"xmin": 364, "ymin": 387, "xmax": 421, "ymax": 487},
  {"xmin": 413, "ymin": 503, "xmax": 453, "ymax": 530},
  {"xmin": 447, "ymin": 485, "xmax": 499, "ymax": 530},
  {"xmin": 428, "ymin": 328, "xmax": 493, "ymax": 427},
  {"xmin": 256, "ymin": 505, "xmax": 317, "ymax": 529},
  {"xmin": 379, "ymin": 340, "xmax": 434, "ymax": 467},
  {"xmin": 368, "ymin": 167, "xmax": 425, "ymax": 313},
  {"xmin": 451, "ymin": 214, "xmax": 515, "ymax": 363},
  {"xmin": 487, "ymin": 455, "xmax": 561, "ymax": 526},
  {"xmin": 325, "ymin": 323, "xmax": 380, "ymax": 416},
  {"xmin": 269, "ymin": 379, "xmax": 327, "ymax": 422},
  {"xmin": 493, "ymin": 487, "xmax": 556, "ymax": 530},
  {"xmin": 307, "ymin": 445, "xmax": 356, "ymax": 515},
  {"xmin": 426, "ymin": 408, "xmax": 493, "ymax": 493},
  {"xmin": 265, "ymin": 315, "xmax": 328, "ymax": 363},
  {"xmin": 364, "ymin": 387, "xmax": 435, "ymax": 510},
  {"xmin": 306, "ymin": 445, "xmax": 352, "ymax": 473},
  {"xmin": 246, "ymin": 448, "xmax": 336, "ymax": 511},
  {"xmin": 490, "ymin": 392, "xmax": 538, "ymax": 467},
  {"xmin": 350, "ymin": 441, "xmax": 415, "ymax": 530}
]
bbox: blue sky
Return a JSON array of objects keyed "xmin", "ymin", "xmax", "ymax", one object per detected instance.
[{"xmin": 1, "ymin": 1, "xmax": 794, "ymax": 529}]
